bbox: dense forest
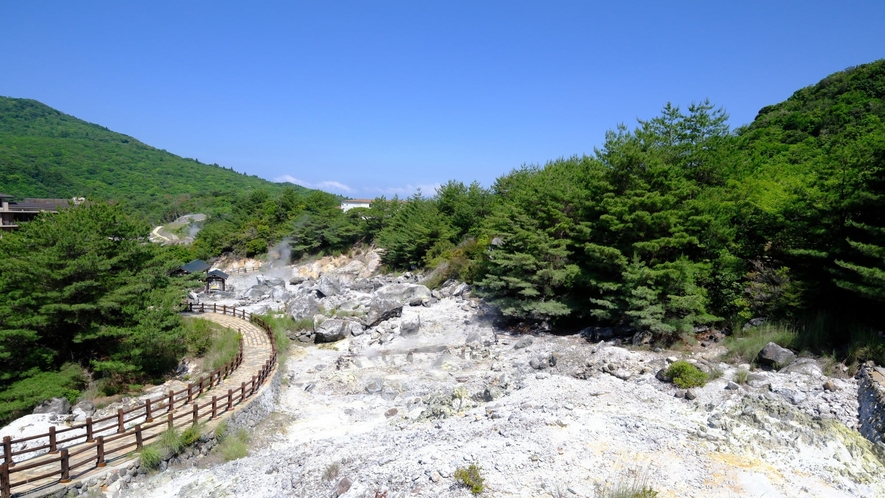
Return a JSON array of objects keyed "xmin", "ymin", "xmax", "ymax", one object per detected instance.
[
  {"xmin": 0, "ymin": 97, "xmax": 310, "ymax": 222},
  {"xmin": 190, "ymin": 59, "xmax": 885, "ymax": 361},
  {"xmin": 2, "ymin": 60, "xmax": 884, "ymax": 422}
]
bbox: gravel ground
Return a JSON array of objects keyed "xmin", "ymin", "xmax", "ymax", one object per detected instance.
[{"xmin": 114, "ymin": 253, "xmax": 885, "ymax": 498}]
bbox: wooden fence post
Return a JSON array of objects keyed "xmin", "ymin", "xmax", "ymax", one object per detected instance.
[
  {"xmin": 167, "ymin": 412, "xmax": 173, "ymax": 430},
  {"xmin": 240, "ymin": 382, "xmax": 246, "ymax": 402},
  {"xmin": 168, "ymin": 390, "xmax": 175, "ymax": 412},
  {"xmin": 213, "ymin": 303, "xmax": 217, "ymax": 313},
  {"xmin": 222, "ymin": 305, "xmax": 227, "ymax": 315},
  {"xmin": 117, "ymin": 408, "xmax": 125, "ymax": 433},
  {"xmin": 96, "ymin": 436, "xmax": 106, "ymax": 467},
  {"xmin": 192, "ymin": 403, "xmax": 198, "ymax": 426},
  {"xmin": 59, "ymin": 448, "xmax": 71, "ymax": 483},
  {"xmin": 85, "ymin": 418, "xmax": 94, "ymax": 442},
  {"xmin": 211, "ymin": 396, "xmax": 217, "ymax": 420},
  {"xmin": 187, "ymin": 384, "xmax": 194, "ymax": 404},
  {"xmin": 227, "ymin": 389, "xmax": 233, "ymax": 411},
  {"xmin": 0, "ymin": 463, "xmax": 9, "ymax": 498},
  {"xmin": 48, "ymin": 426, "xmax": 57, "ymax": 453},
  {"xmin": 2, "ymin": 436, "xmax": 11, "ymax": 467},
  {"xmin": 135, "ymin": 425, "xmax": 143, "ymax": 450},
  {"xmin": 145, "ymin": 398, "xmax": 153, "ymax": 423}
]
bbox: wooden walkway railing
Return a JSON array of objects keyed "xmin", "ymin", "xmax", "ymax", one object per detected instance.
[{"xmin": 0, "ymin": 305, "xmax": 277, "ymax": 498}]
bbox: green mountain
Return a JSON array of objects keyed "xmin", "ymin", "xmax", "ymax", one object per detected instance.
[{"xmin": 0, "ymin": 96, "xmax": 308, "ymax": 221}]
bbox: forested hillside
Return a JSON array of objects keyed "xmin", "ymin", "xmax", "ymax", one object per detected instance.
[
  {"xmin": 187, "ymin": 60, "xmax": 885, "ymax": 364},
  {"xmin": 0, "ymin": 97, "xmax": 308, "ymax": 221}
]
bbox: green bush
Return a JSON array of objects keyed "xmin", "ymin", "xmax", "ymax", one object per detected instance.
[
  {"xmin": 0, "ymin": 364, "xmax": 86, "ymax": 424},
  {"xmin": 158, "ymin": 427, "xmax": 184, "ymax": 455},
  {"xmin": 139, "ymin": 444, "xmax": 162, "ymax": 470},
  {"xmin": 665, "ymin": 361, "xmax": 709, "ymax": 389},
  {"xmin": 454, "ymin": 463, "xmax": 485, "ymax": 495}
]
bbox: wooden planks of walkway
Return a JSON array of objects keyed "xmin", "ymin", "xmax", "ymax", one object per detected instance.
[{"xmin": 3, "ymin": 311, "xmax": 274, "ymax": 498}]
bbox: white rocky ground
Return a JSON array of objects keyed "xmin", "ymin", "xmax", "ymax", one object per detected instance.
[{"xmin": 9, "ymin": 249, "xmax": 884, "ymax": 497}]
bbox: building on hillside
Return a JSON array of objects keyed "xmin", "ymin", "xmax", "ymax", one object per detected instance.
[
  {"xmin": 206, "ymin": 269, "xmax": 229, "ymax": 292},
  {"xmin": 172, "ymin": 259, "xmax": 212, "ymax": 276},
  {"xmin": 0, "ymin": 194, "xmax": 82, "ymax": 231},
  {"xmin": 172, "ymin": 260, "xmax": 230, "ymax": 293},
  {"xmin": 340, "ymin": 199, "xmax": 373, "ymax": 212}
]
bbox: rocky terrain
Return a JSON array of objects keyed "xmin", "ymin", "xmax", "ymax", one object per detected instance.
[{"xmin": 8, "ymin": 247, "xmax": 884, "ymax": 497}]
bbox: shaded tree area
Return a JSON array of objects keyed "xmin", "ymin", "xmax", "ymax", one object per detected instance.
[{"xmin": 0, "ymin": 203, "xmax": 197, "ymax": 422}]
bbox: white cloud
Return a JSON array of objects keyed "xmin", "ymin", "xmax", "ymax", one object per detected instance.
[
  {"xmin": 274, "ymin": 174, "xmax": 307, "ymax": 186},
  {"xmin": 274, "ymin": 175, "xmax": 354, "ymax": 194},
  {"xmin": 317, "ymin": 181, "xmax": 354, "ymax": 193}
]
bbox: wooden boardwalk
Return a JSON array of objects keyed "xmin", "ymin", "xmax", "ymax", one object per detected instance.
[{"xmin": 2, "ymin": 310, "xmax": 275, "ymax": 498}]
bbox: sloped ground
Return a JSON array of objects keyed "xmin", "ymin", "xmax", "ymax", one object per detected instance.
[{"xmin": 118, "ymin": 254, "xmax": 884, "ymax": 498}]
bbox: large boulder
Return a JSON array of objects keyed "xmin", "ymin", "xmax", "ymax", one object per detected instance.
[
  {"xmin": 287, "ymin": 295, "xmax": 321, "ymax": 319},
  {"xmin": 756, "ymin": 342, "xmax": 796, "ymax": 368},
  {"xmin": 363, "ymin": 298, "xmax": 403, "ymax": 327},
  {"xmin": 316, "ymin": 275, "xmax": 345, "ymax": 298},
  {"xmin": 314, "ymin": 318, "xmax": 352, "ymax": 343},
  {"xmin": 374, "ymin": 284, "xmax": 431, "ymax": 305},
  {"xmin": 33, "ymin": 397, "xmax": 71, "ymax": 415}
]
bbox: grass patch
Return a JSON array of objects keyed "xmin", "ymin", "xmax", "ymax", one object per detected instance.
[
  {"xmin": 664, "ymin": 361, "xmax": 709, "ymax": 389},
  {"xmin": 596, "ymin": 468, "xmax": 659, "ymax": 498},
  {"xmin": 181, "ymin": 423, "xmax": 204, "ymax": 445},
  {"xmin": 734, "ymin": 368, "xmax": 750, "ymax": 385},
  {"xmin": 182, "ymin": 316, "xmax": 241, "ymax": 371},
  {"xmin": 722, "ymin": 323, "xmax": 796, "ymax": 364},
  {"xmin": 217, "ymin": 428, "xmax": 250, "ymax": 461},
  {"xmin": 323, "ymin": 461, "xmax": 341, "ymax": 481},
  {"xmin": 158, "ymin": 426, "xmax": 184, "ymax": 455},
  {"xmin": 139, "ymin": 444, "xmax": 162, "ymax": 470},
  {"xmin": 454, "ymin": 463, "xmax": 485, "ymax": 495},
  {"xmin": 255, "ymin": 312, "xmax": 297, "ymax": 362}
]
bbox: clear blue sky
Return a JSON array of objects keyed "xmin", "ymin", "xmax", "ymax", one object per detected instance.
[{"xmin": 2, "ymin": 1, "xmax": 883, "ymax": 197}]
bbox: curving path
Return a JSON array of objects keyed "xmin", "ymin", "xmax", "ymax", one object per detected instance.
[{"xmin": 3, "ymin": 311, "xmax": 274, "ymax": 498}]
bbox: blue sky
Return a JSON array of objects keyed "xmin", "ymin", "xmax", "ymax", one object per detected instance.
[{"xmin": 1, "ymin": 1, "xmax": 883, "ymax": 198}]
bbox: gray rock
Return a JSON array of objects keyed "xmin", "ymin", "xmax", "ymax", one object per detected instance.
[
  {"xmin": 316, "ymin": 275, "xmax": 345, "ymax": 298},
  {"xmin": 743, "ymin": 317, "xmax": 766, "ymax": 331},
  {"xmin": 529, "ymin": 354, "xmax": 555, "ymax": 370},
  {"xmin": 823, "ymin": 380, "xmax": 837, "ymax": 392},
  {"xmin": 756, "ymin": 342, "xmax": 796, "ymax": 368},
  {"xmin": 363, "ymin": 298, "xmax": 403, "ymax": 327},
  {"xmin": 287, "ymin": 295, "xmax": 321, "ymax": 319},
  {"xmin": 33, "ymin": 397, "xmax": 71, "ymax": 415},
  {"xmin": 314, "ymin": 319, "xmax": 352, "ymax": 343},
  {"xmin": 400, "ymin": 315, "xmax": 421, "ymax": 335},
  {"xmin": 72, "ymin": 400, "xmax": 95, "ymax": 420},
  {"xmin": 685, "ymin": 390, "xmax": 697, "ymax": 400},
  {"xmin": 365, "ymin": 379, "xmax": 383, "ymax": 394},
  {"xmin": 725, "ymin": 381, "xmax": 740, "ymax": 390},
  {"xmin": 514, "ymin": 337, "xmax": 534, "ymax": 349},
  {"xmin": 289, "ymin": 275, "xmax": 306, "ymax": 285},
  {"xmin": 334, "ymin": 476, "xmax": 353, "ymax": 497},
  {"xmin": 374, "ymin": 283, "xmax": 432, "ymax": 305}
]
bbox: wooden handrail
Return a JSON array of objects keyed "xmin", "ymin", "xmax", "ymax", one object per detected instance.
[{"xmin": 0, "ymin": 306, "xmax": 276, "ymax": 498}]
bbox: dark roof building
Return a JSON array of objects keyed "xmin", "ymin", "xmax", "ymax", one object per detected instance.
[
  {"xmin": 0, "ymin": 194, "xmax": 81, "ymax": 231},
  {"xmin": 176, "ymin": 259, "xmax": 211, "ymax": 275}
]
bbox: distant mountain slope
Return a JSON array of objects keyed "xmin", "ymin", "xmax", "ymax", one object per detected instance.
[{"xmin": 0, "ymin": 97, "xmax": 308, "ymax": 221}]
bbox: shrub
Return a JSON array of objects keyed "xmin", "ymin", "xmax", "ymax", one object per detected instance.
[
  {"xmin": 454, "ymin": 463, "xmax": 485, "ymax": 495},
  {"xmin": 0, "ymin": 364, "xmax": 86, "ymax": 424},
  {"xmin": 139, "ymin": 444, "xmax": 162, "ymax": 470},
  {"xmin": 181, "ymin": 423, "xmax": 203, "ymax": 446},
  {"xmin": 323, "ymin": 461, "xmax": 340, "ymax": 481},
  {"xmin": 158, "ymin": 427, "xmax": 184, "ymax": 455},
  {"xmin": 218, "ymin": 428, "xmax": 250, "ymax": 461},
  {"xmin": 665, "ymin": 361, "xmax": 709, "ymax": 389}
]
